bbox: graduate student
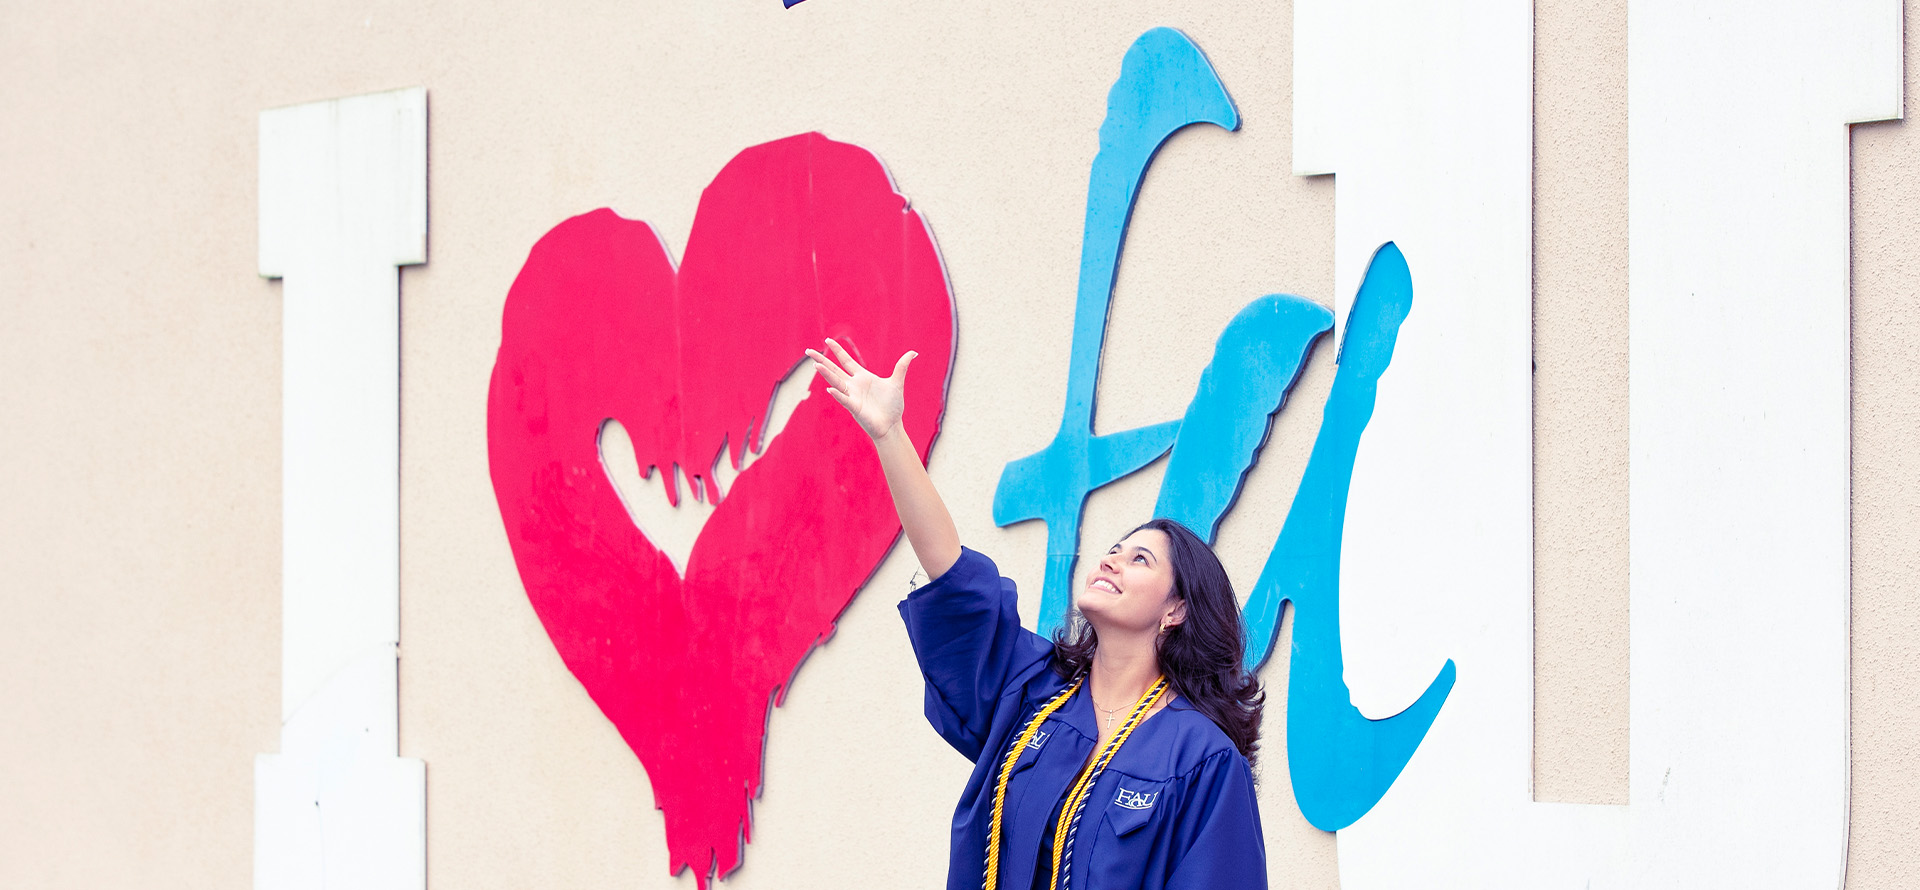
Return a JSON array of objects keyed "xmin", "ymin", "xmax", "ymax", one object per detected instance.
[{"xmin": 808, "ymin": 340, "xmax": 1267, "ymax": 890}]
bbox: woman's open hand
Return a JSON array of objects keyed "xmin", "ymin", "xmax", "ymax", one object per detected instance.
[
  {"xmin": 807, "ymin": 338, "xmax": 956, "ymax": 577},
  {"xmin": 807, "ymin": 338, "xmax": 917, "ymax": 442}
]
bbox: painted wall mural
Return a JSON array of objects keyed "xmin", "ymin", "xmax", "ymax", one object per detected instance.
[
  {"xmin": 478, "ymin": 28, "xmax": 1457, "ymax": 880},
  {"xmin": 485, "ymin": 133, "xmax": 955, "ymax": 886},
  {"xmin": 485, "ymin": 26, "xmax": 1461, "ymax": 881},
  {"xmin": 479, "ymin": 4, "xmax": 1899, "ymax": 887}
]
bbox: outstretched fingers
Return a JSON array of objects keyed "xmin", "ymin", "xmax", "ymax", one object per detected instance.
[
  {"xmin": 824, "ymin": 338, "xmax": 870, "ymax": 377},
  {"xmin": 811, "ymin": 339, "xmax": 921, "ymax": 444},
  {"xmin": 806, "ymin": 348, "xmax": 852, "ymax": 391}
]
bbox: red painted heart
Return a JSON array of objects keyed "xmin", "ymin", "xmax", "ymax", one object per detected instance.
[{"xmin": 486, "ymin": 133, "xmax": 953, "ymax": 885}]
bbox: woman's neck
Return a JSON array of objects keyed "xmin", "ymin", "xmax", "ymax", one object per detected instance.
[{"xmin": 1088, "ymin": 631, "xmax": 1162, "ymax": 706}]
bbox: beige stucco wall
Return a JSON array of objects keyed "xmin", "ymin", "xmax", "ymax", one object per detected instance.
[
  {"xmin": 1847, "ymin": 2, "xmax": 1920, "ymax": 880},
  {"xmin": 1532, "ymin": 0, "xmax": 1631, "ymax": 807},
  {"xmin": 1, "ymin": 2, "xmax": 1915, "ymax": 888}
]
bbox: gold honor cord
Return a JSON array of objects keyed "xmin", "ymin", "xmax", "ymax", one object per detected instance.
[
  {"xmin": 983, "ymin": 677, "xmax": 1084, "ymax": 890},
  {"xmin": 1047, "ymin": 676, "xmax": 1169, "ymax": 890}
]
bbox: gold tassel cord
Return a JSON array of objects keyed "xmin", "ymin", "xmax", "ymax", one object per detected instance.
[
  {"xmin": 982, "ymin": 677, "xmax": 1083, "ymax": 890},
  {"xmin": 1047, "ymin": 677, "xmax": 1169, "ymax": 890}
]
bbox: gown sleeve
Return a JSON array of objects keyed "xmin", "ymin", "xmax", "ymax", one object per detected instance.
[
  {"xmin": 897, "ymin": 546, "xmax": 1057, "ymax": 763},
  {"xmin": 1165, "ymin": 750, "xmax": 1267, "ymax": 889}
]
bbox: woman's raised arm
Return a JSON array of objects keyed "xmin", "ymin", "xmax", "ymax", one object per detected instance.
[{"xmin": 807, "ymin": 338, "xmax": 962, "ymax": 580}]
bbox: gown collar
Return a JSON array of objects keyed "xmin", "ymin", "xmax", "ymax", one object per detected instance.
[{"xmin": 1054, "ymin": 675, "xmax": 1179, "ymax": 748}]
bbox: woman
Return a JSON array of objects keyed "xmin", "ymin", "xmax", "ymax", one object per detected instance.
[{"xmin": 808, "ymin": 339, "xmax": 1267, "ymax": 890}]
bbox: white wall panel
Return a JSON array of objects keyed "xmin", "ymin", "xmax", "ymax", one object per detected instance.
[
  {"xmin": 1291, "ymin": 3, "xmax": 1626, "ymax": 886},
  {"xmin": 1297, "ymin": 0, "xmax": 1900, "ymax": 886},
  {"xmin": 1627, "ymin": 1, "xmax": 1900, "ymax": 886},
  {"xmin": 260, "ymin": 87, "xmax": 426, "ymax": 718},
  {"xmin": 255, "ymin": 87, "xmax": 427, "ymax": 890}
]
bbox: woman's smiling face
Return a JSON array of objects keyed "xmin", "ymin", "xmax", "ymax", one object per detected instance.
[{"xmin": 1075, "ymin": 528, "xmax": 1184, "ymax": 635}]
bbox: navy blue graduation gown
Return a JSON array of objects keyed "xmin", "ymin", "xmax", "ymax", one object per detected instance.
[{"xmin": 899, "ymin": 547, "xmax": 1268, "ymax": 890}]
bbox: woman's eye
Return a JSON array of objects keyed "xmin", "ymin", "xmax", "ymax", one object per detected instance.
[{"xmin": 1133, "ymin": 555, "xmax": 1146, "ymax": 564}]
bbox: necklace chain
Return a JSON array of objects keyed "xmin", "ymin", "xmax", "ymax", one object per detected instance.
[{"xmin": 1093, "ymin": 686, "xmax": 1154, "ymax": 730}]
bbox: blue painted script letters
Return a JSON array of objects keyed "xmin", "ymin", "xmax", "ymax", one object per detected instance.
[{"xmin": 992, "ymin": 28, "xmax": 1455, "ymax": 832}]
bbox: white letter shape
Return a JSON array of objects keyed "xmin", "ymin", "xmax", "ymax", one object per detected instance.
[
  {"xmin": 1627, "ymin": 0, "xmax": 1898, "ymax": 885},
  {"xmin": 1293, "ymin": 0, "xmax": 1900, "ymax": 885},
  {"xmin": 254, "ymin": 87, "xmax": 428, "ymax": 890}
]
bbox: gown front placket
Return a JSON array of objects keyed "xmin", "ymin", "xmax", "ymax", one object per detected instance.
[{"xmin": 1001, "ymin": 680, "xmax": 1108, "ymax": 890}]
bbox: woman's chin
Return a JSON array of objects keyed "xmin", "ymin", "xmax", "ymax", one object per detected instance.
[{"xmin": 1072, "ymin": 600, "xmax": 1134, "ymax": 635}]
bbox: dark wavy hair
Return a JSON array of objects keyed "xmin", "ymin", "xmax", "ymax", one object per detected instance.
[{"xmin": 1049, "ymin": 518, "xmax": 1265, "ymax": 765}]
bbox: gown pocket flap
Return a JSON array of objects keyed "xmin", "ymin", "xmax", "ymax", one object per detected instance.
[{"xmin": 1104, "ymin": 780, "xmax": 1168, "ymax": 837}]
